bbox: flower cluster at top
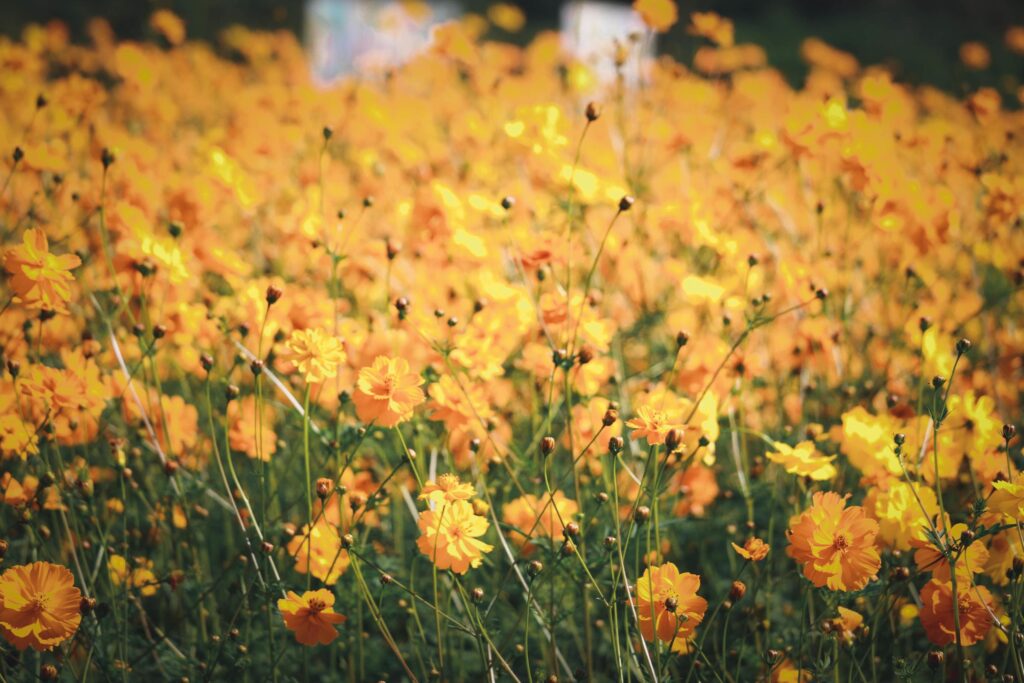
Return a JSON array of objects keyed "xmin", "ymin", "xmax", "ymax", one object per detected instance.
[{"xmin": 1, "ymin": 1, "xmax": 1023, "ymax": 681}]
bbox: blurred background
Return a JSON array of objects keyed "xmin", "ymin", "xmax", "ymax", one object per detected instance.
[{"xmin": 3, "ymin": 0, "xmax": 1023, "ymax": 93}]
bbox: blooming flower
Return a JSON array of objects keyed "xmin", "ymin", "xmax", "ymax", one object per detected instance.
[
  {"xmin": 280, "ymin": 328, "xmax": 346, "ymax": 384},
  {"xmin": 786, "ymin": 491, "xmax": 881, "ymax": 591},
  {"xmin": 502, "ymin": 491, "xmax": 580, "ymax": 546},
  {"xmin": 419, "ymin": 473, "xmax": 475, "ymax": 507},
  {"xmin": 828, "ymin": 607, "xmax": 863, "ymax": 646},
  {"xmin": 3, "ymin": 228, "xmax": 81, "ymax": 314},
  {"xmin": 625, "ymin": 405, "xmax": 680, "ymax": 446},
  {"xmin": 634, "ymin": 0, "xmax": 678, "ymax": 33},
  {"xmin": 353, "ymin": 356, "xmax": 425, "ymax": 428},
  {"xmin": 731, "ymin": 537, "xmax": 770, "ymax": 562},
  {"xmin": 278, "ymin": 589, "xmax": 346, "ymax": 646},
  {"xmin": 765, "ymin": 440, "xmax": 837, "ymax": 481},
  {"xmin": 911, "ymin": 522, "xmax": 989, "ymax": 582},
  {"xmin": 0, "ymin": 562, "xmax": 82, "ymax": 651},
  {"xmin": 918, "ymin": 579, "xmax": 994, "ymax": 646},
  {"xmin": 286, "ymin": 519, "xmax": 349, "ymax": 584},
  {"xmin": 635, "ymin": 562, "xmax": 707, "ymax": 653},
  {"xmin": 417, "ymin": 499, "xmax": 493, "ymax": 574},
  {"xmin": 108, "ymin": 555, "xmax": 159, "ymax": 597}
]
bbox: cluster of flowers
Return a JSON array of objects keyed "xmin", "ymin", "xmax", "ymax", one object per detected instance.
[{"xmin": 1, "ymin": 0, "xmax": 1023, "ymax": 680}]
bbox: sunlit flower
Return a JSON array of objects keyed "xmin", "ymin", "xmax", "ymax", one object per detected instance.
[
  {"xmin": 688, "ymin": 11, "xmax": 734, "ymax": 47},
  {"xmin": 278, "ymin": 589, "xmax": 346, "ymax": 646},
  {"xmin": 731, "ymin": 537, "xmax": 770, "ymax": 562},
  {"xmin": 0, "ymin": 562, "xmax": 81, "ymax": 651},
  {"xmin": 287, "ymin": 519, "xmax": 349, "ymax": 584},
  {"xmin": 417, "ymin": 499, "xmax": 493, "ymax": 574},
  {"xmin": 280, "ymin": 328, "xmax": 346, "ymax": 384},
  {"xmin": 634, "ymin": 0, "xmax": 678, "ymax": 33},
  {"xmin": 635, "ymin": 562, "xmax": 707, "ymax": 653},
  {"xmin": 3, "ymin": 228, "xmax": 81, "ymax": 314},
  {"xmin": 353, "ymin": 356, "xmax": 425, "ymax": 427},
  {"xmin": 765, "ymin": 440, "xmax": 837, "ymax": 481},
  {"xmin": 626, "ymin": 405, "xmax": 680, "ymax": 446},
  {"xmin": 786, "ymin": 492, "xmax": 880, "ymax": 591},
  {"xmin": 419, "ymin": 473, "xmax": 475, "ymax": 507},
  {"xmin": 502, "ymin": 491, "xmax": 580, "ymax": 546}
]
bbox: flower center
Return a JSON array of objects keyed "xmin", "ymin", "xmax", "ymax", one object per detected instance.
[
  {"xmin": 380, "ymin": 374, "xmax": 397, "ymax": 396},
  {"xmin": 29, "ymin": 593, "xmax": 51, "ymax": 614},
  {"xmin": 832, "ymin": 534, "xmax": 850, "ymax": 552},
  {"xmin": 307, "ymin": 598, "xmax": 326, "ymax": 614}
]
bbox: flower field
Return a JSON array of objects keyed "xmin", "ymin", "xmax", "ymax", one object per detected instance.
[{"xmin": 2, "ymin": 1, "xmax": 1024, "ymax": 681}]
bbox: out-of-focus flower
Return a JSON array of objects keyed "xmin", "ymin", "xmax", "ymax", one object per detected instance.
[
  {"xmin": 765, "ymin": 440, "xmax": 837, "ymax": 481},
  {"xmin": 634, "ymin": 0, "xmax": 678, "ymax": 33},
  {"xmin": 918, "ymin": 579, "xmax": 993, "ymax": 646},
  {"xmin": 688, "ymin": 12, "xmax": 734, "ymax": 47}
]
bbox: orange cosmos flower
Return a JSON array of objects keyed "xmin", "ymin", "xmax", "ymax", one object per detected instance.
[
  {"xmin": 635, "ymin": 562, "xmax": 707, "ymax": 653},
  {"xmin": 420, "ymin": 473, "xmax": 475, "ymax": 507},
  {"xmin": 688, "ymin": 11, "xmax": 734, "ymax": 47},
  {"xmin": 280, "ymin": 328, "xmax": 345, "ymax": 384},
  {"xmin": 286, "ymin": 519, "xmax": 349, "ymax": 584},
  {"xmin": 3, "ymin": 228, "xmax": 81, "ymax": 314},
  {"xmin": 731, "ymin": 537, "xmax": 770, "ymax": 562},
  {"xmin": 0, "ymin": 561, "xmax": 82, "ymax": 651},
  {"xmin": 502, "ymin": 491, "xmax": 580, "ymax": 546},
  {"xmin": 278, "ymin": 589, "xmax": 346, "ymax": 646},
  {"xmin": 353, "ymin": 356, "xmax": 425, "ymax": 427},
  {"xmin": 416, "ymin": 499, "xmax": 493, "ymax": 574},
  {"xmin": 634, "ymin": 0, "xmax": 678, "ymax": 33},
  {"xmin": 765, "ymin": 440, "xmax": 837, "ymax": 481},
  {"xmin": 827, "ymin": 607, "xmax": 863, "ymax": 646},
  {"xmin": 786, "ymin": 491, "xmax": 881, "ymax": 591},
  {"xmin": 626, "ymin": 405, "xmax": 680, "ymax": 446},
  {"xmin": 911, "ymin": 522, "xmax": 989, "ymax": 582},
  {"xmin": 918, "ymin": 579, "xmax": 994, "ymax": 646}
]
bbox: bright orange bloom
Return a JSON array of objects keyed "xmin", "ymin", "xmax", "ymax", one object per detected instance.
[
  {"xmin": 731, "ymin": 537, "xmax": 770, "ymax": 562},
  {"xmin": 625, "ymin": 405, "xmax": 680, "ymax": 446},
  {"xmin": 688, "ymin": 11, "xmax": 734, "ymax": 47},
  {"xmin": 919, "ymin": 579, "xmax": 994, "ymax": 646},
  {"xmin": 766, "ymin": 440, "xmax": 837, "ymax": 481},
  {"xmin": 786, "ymin": 492, "xmax": 880, "ymax": 591},
  {"xmin": 634, "ymin": 0, "xmax": 678, "ymax": 33},
  {"xmin": 669, "ymin": 463, "xmax": 719, "ymax": 517},
  {"xmin": 280, "ymin": 328, "xmax": 345, "ymax": 384},
  {"xmin": 278, "ymin": 589, "xmax": 346, "ymax": 646},
  {"xmin": 502, "ymin": 491, "xmax": 580, "ymax": 545},
  {"xmin": 828, "ymin": 606, "xmax": 863, "ymax": 646},
  {"xmin": 353, "ymin": 356, "xmax": 425, "ymax": 428},
  {"xmin": 0, "ymin": 562, "xmax": 81, "ymax": 651},
  {"xmin": 286, "ymin": 519, "xmax": 349, "ymax": 584},
  {"xmin": 416, "ymin": 499, "xmax": 493, "ymax": 574},
  {"xmin": 3, "ymin": 228, "xmax": 81, "ymax": 314},
  {"xmin": 911, "ymin": 522, "xmax": 989, "ymax": 582},
  {"xmin": 635, "ymin": 563, "xmax": 707, "ymax": 653},
  {"xmin": 419, "ymin": 473, "xmax": 475, "ymax": 507}
]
